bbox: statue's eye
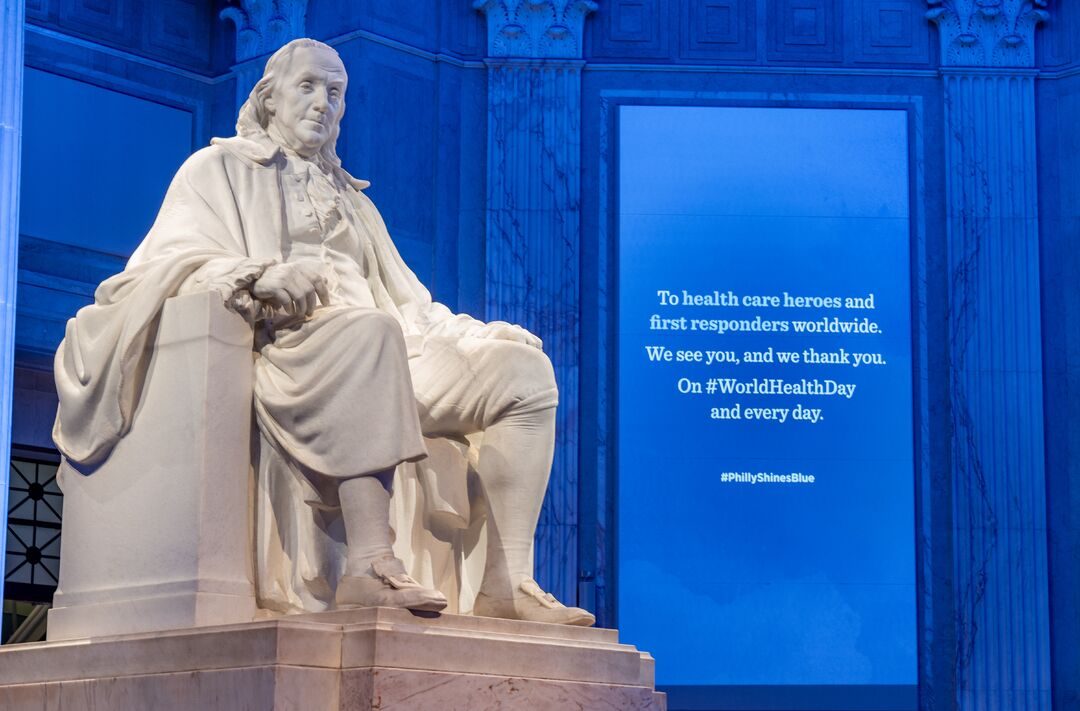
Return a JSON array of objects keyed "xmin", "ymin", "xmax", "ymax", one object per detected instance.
[
  {"xmin": 329, "ymin": 89, "xmax": 341, "ymax": 100},
  {"xmin": 299, "ymin": 81, "xmax": 313, "ymax": 92}
]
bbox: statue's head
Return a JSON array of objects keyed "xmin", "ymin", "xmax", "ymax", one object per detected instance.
[{"xmin": 236, "ymin": 39, "xmax": 346, "ymax": 165}]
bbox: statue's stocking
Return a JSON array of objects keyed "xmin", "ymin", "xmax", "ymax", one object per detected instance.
[
  {"xmin": 336, "ymin": 468, "xmax": 448, "ymax": 611},
  {"xmin": 338, "ymin": 469, "xmax": 395, "ymax": 576},
  {"xmin": 474, "ymin": 404, "xmax": 556, "ymax": 599}
]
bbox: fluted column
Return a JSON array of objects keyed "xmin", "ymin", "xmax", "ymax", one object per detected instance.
[
  {"xmin": 221, "ymin": 0, "xmax": 308, "ymax": 110},
  {"xmin": 475, "ymin": 0, "xmax": 596, "ymax": 604},
  {"xmin": 0, "ymin": 0, "xmax": 25, "ymax": 600},
  {"xmin": 928, "ymin": 1, "xmax": 1050, "ymax": 708}
]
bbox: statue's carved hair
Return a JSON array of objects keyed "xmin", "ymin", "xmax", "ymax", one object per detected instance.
[{"xmin": 236, "ymin": 38, "xmax": 344, "ymax": 169}]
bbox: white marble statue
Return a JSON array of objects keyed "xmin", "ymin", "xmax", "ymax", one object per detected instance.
[{"xmin": 52, "ymin": 38, "xmax": 593, "ymax": 626}]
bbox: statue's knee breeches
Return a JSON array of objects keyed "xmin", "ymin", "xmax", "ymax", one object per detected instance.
[{"xmin": 411, "ymin": 336, "xmax": 558, "ymax": 435}]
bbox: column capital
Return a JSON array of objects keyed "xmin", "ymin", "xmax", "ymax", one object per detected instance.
[
  {"xmin": 221, "ymin": 0, "xmax": 308, "ymax": 64},
  {"xmin": 474, "ymin": 0, "xmax": 598, "ymax": 59},
  {"xmin": 926, "ymin": 0, "xmax": 1049, "ymax": 67}
]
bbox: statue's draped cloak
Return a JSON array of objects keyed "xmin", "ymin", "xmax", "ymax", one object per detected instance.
[{"xmin": 53, "ymin": 136, "xmax": 487, "ymax": 614}]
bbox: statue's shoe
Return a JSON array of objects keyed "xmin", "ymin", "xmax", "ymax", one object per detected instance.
[
  {"xmin": 473, "ymin": 578, "xmax": 596, "ymax": 626},
  {"xmin": 334, "ymin": 555, "xmax": 448, "ymax": 612}
]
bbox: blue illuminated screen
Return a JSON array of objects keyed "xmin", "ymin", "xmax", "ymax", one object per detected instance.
[{"xmin": 616, "ymin": 105, "xmax": 916, "ymax": 704}]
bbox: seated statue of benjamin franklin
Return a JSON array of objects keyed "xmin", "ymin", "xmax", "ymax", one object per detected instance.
[{"xmin": 52, "ymin": 38, "xmax": 593, "ymax": 626}]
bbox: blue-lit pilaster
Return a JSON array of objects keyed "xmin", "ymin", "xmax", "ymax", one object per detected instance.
[
  {"xmin": 0, "ymin": 0, "xmax": 25, "ymax": 602},
  {"xmin": 928, "ymin": 2, "xmax": 1051, "ymax": 708},
  {"xmin": 475, "ymin": 0, "xmax": 596, "ymax": 605}
]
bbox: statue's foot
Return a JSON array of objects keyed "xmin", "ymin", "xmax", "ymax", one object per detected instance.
[
  {"xmin": 473, "ymin": 578, "xmax": 596, "ymax": 626},
  {"xmin": 334, "ymin": 555, "xmax": 447, "ymax": 612}
]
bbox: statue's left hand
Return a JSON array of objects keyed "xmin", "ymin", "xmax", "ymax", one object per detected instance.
[
  {"xmin": 251, "ymin": 262, "xmax": 329, "ymax": 317},
  {"xmin": 474, "ymin": 321, "xmax": 543, "ymax": 350}
]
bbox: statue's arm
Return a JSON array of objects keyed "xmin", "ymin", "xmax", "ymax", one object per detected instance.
[
  {"xmin": 135, "ymin": 146, "xmax": 304, "ymax": 321},
  {"xmin": 420, "ymin": 302, "xmax": 542, "ymax": 348}
]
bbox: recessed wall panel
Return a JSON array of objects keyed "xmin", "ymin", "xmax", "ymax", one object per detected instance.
[{"xmin": 19, "ymin": 69, "xmax": 193, "ymax": 255}]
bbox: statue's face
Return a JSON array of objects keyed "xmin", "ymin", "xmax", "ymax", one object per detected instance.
[{"xmin": 266, "ymin": 45, "xmax": 347, "ymax": 157}]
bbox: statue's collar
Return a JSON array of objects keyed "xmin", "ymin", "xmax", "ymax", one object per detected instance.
[{"xmin": 210, "ymin": 134, "xmax": 371, "ymax": 190}]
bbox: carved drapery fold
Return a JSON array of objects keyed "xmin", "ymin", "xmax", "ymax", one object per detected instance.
[
  {"xmin": 0, "ymin": 0, "xmax": 24, "ymax": 597},
  {"xmin": 474, "ymin": 0, "xmax": 597, "ymax": 59},
  {"xmin": 927, "ymin": 0, "xmax": 1048, "ymax": 67}
]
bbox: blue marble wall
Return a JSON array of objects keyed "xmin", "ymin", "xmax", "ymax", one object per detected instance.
[
  {"xmin": 1038, "ymin": 0, "xmax": 1080, "ymax": 72},
  {"xmin": 305, "ymin": 0, "xmax": 489, "ymax": 309},
  {"xmin": 1037, "ymin": 68, "xmax": 1080, "ymax": 711},
  {"xmin": 308, "ymin": 0, "xmax": 485, "ymax": 59}
]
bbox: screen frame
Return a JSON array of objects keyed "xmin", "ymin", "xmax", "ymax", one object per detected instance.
[{"xmin": 584, "ymin": 90, "xmax": 931, "ymax": 711}]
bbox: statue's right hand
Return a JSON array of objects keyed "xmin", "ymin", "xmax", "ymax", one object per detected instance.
[{"xmin": 251, "ymin": 262, "xmax": 330, "ymax": 317}]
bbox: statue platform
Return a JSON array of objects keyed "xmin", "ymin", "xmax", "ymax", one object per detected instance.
[{"xmin": 0, "ymin": 607, "xmax": 665, "ymax": 710}]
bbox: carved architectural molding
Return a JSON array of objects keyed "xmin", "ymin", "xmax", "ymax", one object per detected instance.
[
  {"xmin": 927, "ymin": 0, "xmax": 1049, "ymax": 67},
  {"xmin": 221, "ymin": 0, "xmax": 308, "ymax": 63},
  {"xmin": 474, "ymin": 0, "xmax": 598, "ymax": 58}
]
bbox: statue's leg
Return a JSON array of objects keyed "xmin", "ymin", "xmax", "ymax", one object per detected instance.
[
  {"xmin": 473, "ymin": 403, "xmax": 556, "ymax": 598},
  {"xmin": 254, "ymin": 306, "xmax": 443, "ymax": 612},
  {"xmin": 334, "ymin": 469, "xmax": 448, "ymax": 612},
  {"xmin": 471, "ymin": 400, "xmax": 594, "ymax": 626}
]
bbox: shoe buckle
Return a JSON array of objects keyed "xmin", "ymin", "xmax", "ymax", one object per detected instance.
[{"xmin": 520, "ymin": 578, "xmax": 562, "ymax": 609}]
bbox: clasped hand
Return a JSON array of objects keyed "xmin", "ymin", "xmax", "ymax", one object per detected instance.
[{"xmin": 251, "ymin": 262, "xmax": 330, "ymax": 317}]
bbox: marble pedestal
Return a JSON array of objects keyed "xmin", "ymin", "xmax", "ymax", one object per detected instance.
[{"xmin": 0, "ymin": 607, "xmax": 665, "ymax": 710}]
